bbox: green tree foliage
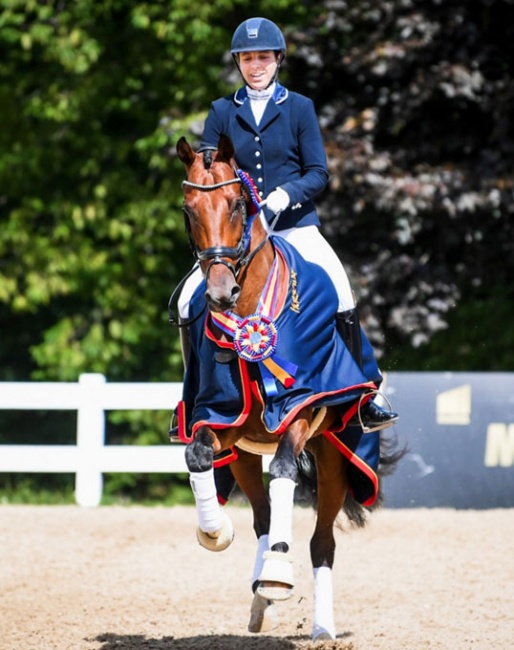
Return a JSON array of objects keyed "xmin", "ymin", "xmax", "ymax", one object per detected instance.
[
  {"xmin": 0, "ymin": 0, "xmax": 308, "ymax": 501},
  {"xmin": 0, "ymin": 0, "xmax": 309, "ymax": 383}
]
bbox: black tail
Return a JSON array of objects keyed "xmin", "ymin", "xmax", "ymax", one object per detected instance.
[
  {"xmin": 295, "ymin": 432, "xmax": 407, "ymax": 528},
  {"xmin": 294, "ymin": 449, "xmax": 319, "ymax": 506}
]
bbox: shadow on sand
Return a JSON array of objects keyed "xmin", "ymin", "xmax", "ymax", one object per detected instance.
[{"xmin": 92, "ymin": 632, "xmax": 354, "ymax": 650}]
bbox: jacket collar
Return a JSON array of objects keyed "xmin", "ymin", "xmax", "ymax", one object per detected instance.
[{"xmin": 234, "ymin": 82, "xmax": 288, "ymax": 106}]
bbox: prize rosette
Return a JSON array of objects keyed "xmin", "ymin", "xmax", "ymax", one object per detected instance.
[
  {"xmin": 232, "ymin": 314, "xmax": 297, "ymax": 396},
  {"xmin": 233, "ymin": 314, "xmax": 278, "ymax": 362}
]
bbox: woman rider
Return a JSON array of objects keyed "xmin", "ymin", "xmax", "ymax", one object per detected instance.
[{"xmin": 171, "ymin": 17, "xmax": 398, "ymax": 443}]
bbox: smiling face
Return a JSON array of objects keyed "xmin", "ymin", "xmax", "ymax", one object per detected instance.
[{"xmin": 238, "ymin": 50, "xmax": 278, "ymax": 90}]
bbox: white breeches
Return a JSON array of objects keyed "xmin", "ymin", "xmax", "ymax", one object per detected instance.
[
  {"xmin": 178, "ymin": 264, "xmax": 203, "ymax": 321},
  {"xmin": 178, "ymin": 223, "xmax": 355, "ymax": 320},
  {"xmin": 274, "ymin": 225, "xmax": 355, "ymax": 312}
]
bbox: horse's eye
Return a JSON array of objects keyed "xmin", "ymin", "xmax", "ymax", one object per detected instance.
[{"xmin": 231, "ymin": 199, "xmax": 244, "ymax": 219}]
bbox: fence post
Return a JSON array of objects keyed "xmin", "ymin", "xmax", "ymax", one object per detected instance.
[{"xmin": 75, "ymin": 373, "xmax": 106, "ymax": 507}]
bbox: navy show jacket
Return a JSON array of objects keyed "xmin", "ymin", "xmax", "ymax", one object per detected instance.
[{"xmin": 199, "ymin": 83, "xmax": 329, "ymax": 231}]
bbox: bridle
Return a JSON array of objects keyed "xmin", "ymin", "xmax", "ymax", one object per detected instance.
[
  {"xmin": 181, "ymin": 171, "xmax": 269, "ymax": 281},
  {"xmin": 168, "ymin": 168, "xmax": 270, "ymax": 327}
]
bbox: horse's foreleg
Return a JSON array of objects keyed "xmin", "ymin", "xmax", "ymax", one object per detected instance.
[
  {"xmin": 247, "ymin": 527, "xmax": 279, "ymax": 633},
  {"xmin": 255, "ymin": 475, "xmax": 296, "ymax": 600},
  {"xmin": 228, "ymin": 452, "xmax": 270, "ymax": 586},
  {"xmin": 185, "ymin": 427, "xmax": 234, "ymax": 552},
  {"xmin": 257, "ymin": 422, "xmax": 308, "ymax": 601},
  {"xmin": 309, "ymin": 436, "xmax": 349, "ymax": 641},
  {"xmin": 268, "ymin": 431, "xmax": 298, "ymax": 552}
]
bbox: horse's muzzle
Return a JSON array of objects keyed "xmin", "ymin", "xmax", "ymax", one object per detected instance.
[
  {"xmin": 204, "ymin": 258, "xmax": 241, "ymax": 312},
  {"xmin": 204, "ymin": 286, "xmax": 241, "ymax": 313}
]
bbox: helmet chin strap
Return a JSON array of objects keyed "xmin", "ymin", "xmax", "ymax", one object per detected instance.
[{"xmin": 269, "ymin": 53, "xmax": 283, "ymax": 86}]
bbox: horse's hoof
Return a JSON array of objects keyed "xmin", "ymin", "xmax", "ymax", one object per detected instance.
[
  {"xmin": 256, "ymin": 550, "xmax": 294, "ymax": 601},
  {"xmin": 196, "ymin": 510, "xmax": 234, "ymax": 552},
  {"xmin": 248, "ymin": 593, "xmax": 279, "ymax": 633},
  {"xmin": 256, "ymin": 582, "xmax": 294, "ymax": 601},
  {"xmin": 312, "ymin": 626, "xmax": 336, "ymax": 641}
]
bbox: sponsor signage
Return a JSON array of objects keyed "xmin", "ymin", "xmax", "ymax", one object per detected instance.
[{"xmin": 380, "ymin": 372, "xmax": 514, "ymax": 508}]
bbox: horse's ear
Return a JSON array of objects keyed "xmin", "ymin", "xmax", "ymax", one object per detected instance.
[
  {"xmin": 176, "ymin": 136, "xmax": 196, "ymax": 168},
  {"xmin": 217, "ymin": 134, "xmax": 235, "ymax": 164}
]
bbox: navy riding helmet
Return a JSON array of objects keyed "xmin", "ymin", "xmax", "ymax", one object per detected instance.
[{"xmin": 231, "ymin": 17, "xmax": 286, "ymax": 57}]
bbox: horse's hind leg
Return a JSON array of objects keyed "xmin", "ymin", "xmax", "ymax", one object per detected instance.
[
  {"xmin": 308, "ymin": 435, "xmax": 349, "ymax": 641},
  {"xmin": 229, "ymin": 452, "xmax": 279, "ymax": 633},
  {"xmin": 185, "ymin": 427, "xmax": 234, "ymax": 552}
]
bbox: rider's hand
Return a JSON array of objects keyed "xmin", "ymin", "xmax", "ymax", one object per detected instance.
[{"xmin": 266, "ymin": 187, "xmax": 290, "ymax": 214}]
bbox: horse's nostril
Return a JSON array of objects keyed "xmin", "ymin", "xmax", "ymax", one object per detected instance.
[
  {"xmin": 231, "ymin": 285, "xmax": 241, "ymax": 298},
  {"xmin": 204, "ymin": 289, "xmax": 239, "ymax": 313}
]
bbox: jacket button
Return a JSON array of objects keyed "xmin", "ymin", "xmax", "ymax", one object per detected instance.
[{"xmin": 255, "ymin": 151, "xmax": 261, "ymax": 157}]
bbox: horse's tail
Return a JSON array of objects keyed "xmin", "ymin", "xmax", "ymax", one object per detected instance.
[
  {"xmin": 294, "ymin": 449, "xmax": 319, "ymax": 506},
  {"xmin": 295, "ymin": 433, "xmax": 407, "ymax": 528},
  {"xmin": 344, "ymin": 432, "xmax": 407, "ymax": 527}
]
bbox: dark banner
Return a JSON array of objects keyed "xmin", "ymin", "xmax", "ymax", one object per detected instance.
[{"xmin": 379, "ymin": 372, "xmax": 514, "ymax": 508}]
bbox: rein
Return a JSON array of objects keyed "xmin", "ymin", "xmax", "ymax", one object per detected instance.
[{"xmin": 167, "ymin": 262, "xmax": 206, "ymax": 327}]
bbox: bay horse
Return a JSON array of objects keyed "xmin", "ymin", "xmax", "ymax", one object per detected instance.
[{"xmin": 174, "ymin": 134, "xmax": 400, "ymax": 641}]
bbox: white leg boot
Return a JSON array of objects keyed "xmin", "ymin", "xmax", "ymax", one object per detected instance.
[
  {"xmin": 257, "ymin": 478, "xmax": 296, "ymax": 600},
  {"xmin": 312, "ymin": 566, "xmax": 336, "ymax": 640}
]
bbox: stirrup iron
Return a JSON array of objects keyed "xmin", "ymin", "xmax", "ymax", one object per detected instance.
[{"xmin": 356, "ymin": 389, "xmax": 398, "ymax": 433}]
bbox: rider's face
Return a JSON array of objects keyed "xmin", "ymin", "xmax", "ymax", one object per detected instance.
[{"xmin": 238, "ymin": 51, "xmax": 278, "ymax": 90}]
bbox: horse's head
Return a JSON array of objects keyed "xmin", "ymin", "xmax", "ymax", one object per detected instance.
[{"xmin": 177, "ymin": 135, "xmax": 263, "ymax": 313}]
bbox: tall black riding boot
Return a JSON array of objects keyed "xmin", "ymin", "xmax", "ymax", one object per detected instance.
[
  {"xmin": 336, "ymin": 308, "xmax": 399, "ymax": 430},
  {"xmin": 168, "ymin": 318, "xmax": 192, "ymax": 442},
  {"xmin": 336, "ymin": 308, "xmax": 363, "ymax": 368}
]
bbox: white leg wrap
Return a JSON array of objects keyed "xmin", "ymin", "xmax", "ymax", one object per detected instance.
[
  {"xmin": 189, "ymin": 468, "xmax": 221, "ymax": 533},
  {"xmin": 268, "ymin": 477, "xmax": 295, "ymax": 549},
  {"xmin": 251, "ymin": 534, "xmax": 270, "ymax": 589},
  {"xmin": 312, "ymin": 566, "xmax": 336, "ymax": 641}
]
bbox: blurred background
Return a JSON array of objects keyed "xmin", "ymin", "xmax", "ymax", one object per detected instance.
[{"xmin": 1, "ymin": 0, "xmax": 513, "ymax": 503}]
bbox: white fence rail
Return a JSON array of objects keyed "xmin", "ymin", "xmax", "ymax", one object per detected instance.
[
  {"xmin": 5, "ymin": 372, "xmax": 513, "ymax": 510},
  {"xmin": 0, "ymin": 373, "xmax": 186, "ymax": 507}
]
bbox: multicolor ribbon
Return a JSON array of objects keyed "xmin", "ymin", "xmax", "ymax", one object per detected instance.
[
  {"xmin": 236, "ymin": 168, "xmax": 262, "ymax": 215},
  {"xmin": 211, "ymin": 255, "xmax": 298, "ymax": 397}
]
